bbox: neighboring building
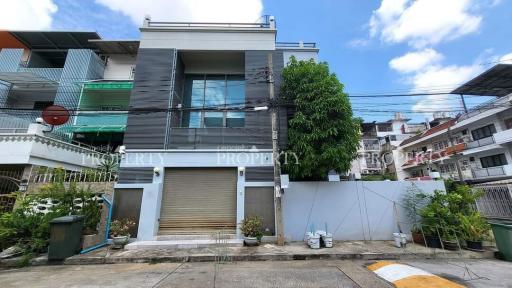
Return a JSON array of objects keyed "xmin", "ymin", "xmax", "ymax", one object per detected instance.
[
  {"xmin": 0, "ymin": 32, "xmax": 134, "ymax": 197},
  {"xmin": 395, "ymin": 64, "xmax": 512, "ymax": 183},
  {"xmin": 114, "ymin": 16, "xmax": 319, "ymax": 242},
  {"xmin": 350, "ymin": 113, "xmax": 427, "ymax": 176}
]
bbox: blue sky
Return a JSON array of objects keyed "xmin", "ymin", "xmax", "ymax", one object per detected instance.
[{"xmin": 2, "ymin": 0, "xmax": 511, "ymax": 122}]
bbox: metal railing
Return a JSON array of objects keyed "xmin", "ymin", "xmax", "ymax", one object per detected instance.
[
  {"xmin": 472, "ymin": 166, "xmax": 506, "ymax": 178},
  {"xmin": 148, "ymin": 20, "xmax": 271, "ymax": 29},
  {"xmin": 29, "ymin": 170, "xmax": 118, "ymax": 184},
  {"xmin": 465, "ymin": 136, "xmax": 495, "ymax": 149},
  {"xmin": 276, "ymin": 42, "xmax": 317, "ymax": 48}
]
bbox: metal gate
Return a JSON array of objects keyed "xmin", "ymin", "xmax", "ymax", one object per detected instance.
[
  {"xmin": 0, "ymin": 168, "xmax": 23, "ymax": 213},
  {"xmin": 159, "ymin": 168, "xmax": 237, "ymax": 235},
  {"xmin": 474, "ymin": 181, "xmax": 512, "ymax": 220}
]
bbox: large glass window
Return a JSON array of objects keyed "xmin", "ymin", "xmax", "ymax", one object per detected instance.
[
  {"xmin": 480, "ymin": 154, "xmax": 507, "ymax": 168},
  {"xmin": 181, "ymin": 74, "xmax": 245, "ymax": 128},
  {"xmin": 471, "ymin": 124, "xmax": 496, "ymax": 141}
]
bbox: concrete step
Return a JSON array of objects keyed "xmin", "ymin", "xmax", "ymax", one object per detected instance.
[
  {"xmin": 155, "ymin": 234, "xmax": 237, "ymax": 241},
  {"xmin": 124, "ymin": 239, "xmax": 244, "ymax": 250}
]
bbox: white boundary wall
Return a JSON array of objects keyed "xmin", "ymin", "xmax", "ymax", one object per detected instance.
[{"xmin": 283, "ymin": 181, "xmax": 445, "ymax": 241}]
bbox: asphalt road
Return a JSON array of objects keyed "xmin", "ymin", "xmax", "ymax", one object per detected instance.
[{"xmin": 0, "ymin": 259, "xmax": 510, "ymax": 288}]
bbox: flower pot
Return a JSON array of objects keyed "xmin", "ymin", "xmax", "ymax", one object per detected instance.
[
  {"xmin": 411, "ymin": 231, "xmax": 425, "ymax": 245},
  {"xmin": 465, "ymin": 240, "xmax": 483, "ymax": 251},
  {"xmin": 244, "ymin": 236, "xmax": 259, "ymax": 246},
  {"xmin": 425, "ymin": 235, "xmax": 442, "ymax": 248},
  {"xmin": 112, "ymin": 236, "xmax": 129, "ymax": 246},
  {"xmin": 442, "ymin": 240, "xmax": 459, "ymax": 251}
]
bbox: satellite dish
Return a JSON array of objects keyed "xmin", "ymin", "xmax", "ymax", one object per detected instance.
[{"xmin": 42, "ymin": 105, "xmax": 70, "ymax": 126}]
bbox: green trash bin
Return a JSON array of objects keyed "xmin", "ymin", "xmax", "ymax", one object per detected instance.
[
  {"xmin": 490, "ymin": 221, "xmax": 512, "ymax": 261},
  {"xmin": 48, "ymin": 215, "xmax": 84, "ymax": 261}
]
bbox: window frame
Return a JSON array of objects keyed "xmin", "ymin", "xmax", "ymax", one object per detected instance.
[
  {"xmin": 480, "ymin": 154, "xmax": 507, "ymax": 168},
  {"xmin": 180, "ymin": 74, "xmax": 246, "ymax": 128},
  {"xmin": 471, "ymin": 124, "xmax": 496, "ymax": 141}
]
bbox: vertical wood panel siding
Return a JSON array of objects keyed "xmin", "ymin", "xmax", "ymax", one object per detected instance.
[{"xmin": 124, "ymin": 49, "xmax": 176, "ymax": 149}]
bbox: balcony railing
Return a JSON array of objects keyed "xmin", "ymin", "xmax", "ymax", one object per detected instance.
[
  {"xmin": 472, "ymin": 166, "xmax": 506, "ymax": 178},
  {"xmin": 466, "ymin": 136, "xmax": 495, "ymax": 149},
  {"xmin": 493, "ymin": 129, "xmax": 512, "ymax": 145}
]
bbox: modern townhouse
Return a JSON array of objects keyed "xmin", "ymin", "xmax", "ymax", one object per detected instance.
[
  {"xmin": 350, "ymin": 113, "xmax": 427, "ymax": 176},
  {"xmin": 395, "ymin": 64, "xmax": 512, "ymax": 183},
  {"xmin": 113, "ymin": 16, "xmax": 319, "ymax": 245}
]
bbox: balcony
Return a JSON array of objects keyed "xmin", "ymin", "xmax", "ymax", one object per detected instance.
[
  {"xmin": 466, "ymin": 136, "xmax": 495, "ymax": 149},
  {"xmin": 471, "ymin": 165, "xmax": 512, "ymax": 179},
  {"xmin": 493, "ymin": 129, "xmax": 512, "ymax": 145}
]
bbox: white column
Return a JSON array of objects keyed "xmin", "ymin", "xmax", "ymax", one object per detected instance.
[
  {"xmin": 136, "ymin": 166, "xmax": 164, "ymax": 240},
  {"xmin": 236, "ymin": 166, "xmax": 246, "ymax": 238}
]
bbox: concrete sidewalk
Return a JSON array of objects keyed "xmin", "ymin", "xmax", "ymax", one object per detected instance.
[{"xmin": 63, "ymin": 241, "xmax": 495, "ymax": 265}]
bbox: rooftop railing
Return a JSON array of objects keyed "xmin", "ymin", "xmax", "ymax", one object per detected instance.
[
  {"xmin": 276, "ymin": 42, "xmax": 317, "ymax": 48},
  {"xmin": 147, "ymin": 21, "xmax": 271, "ymax": 29}
]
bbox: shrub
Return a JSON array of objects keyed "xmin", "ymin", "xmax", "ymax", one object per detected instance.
[
  {"xmin": 239, "ymin": 215, "xmax": 263, "ymax": 239},
  {"xmin": 110, "ymin": 219, "xmax": 136, "ymax": 237},
  {"xmin": 458, "ymin": 212, "xmax": 490, "ymax": 241}
]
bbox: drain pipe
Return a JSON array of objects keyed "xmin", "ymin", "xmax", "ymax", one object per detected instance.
[{"xmin": 80, "ymin": 194, "xmax": 113, "ymax": 254}]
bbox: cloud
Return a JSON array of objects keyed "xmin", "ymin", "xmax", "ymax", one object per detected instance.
[
  {"xmin": 95, "ymin": 0, "xmax": 264, "ymax": 25},
  {"xmin": 370, "ymin": 0, "xmax": 482, "ymax": 48},
  {"xmin": 411, "ymin": 64, "xmax": 484, "ymax": 112},
  {"xmin": 389, "ymin": 48, "xmax": 443, "ymax": 73},
  {"xmin": 499, "ymin": 52, "xmax": 512, "ymax": 64},
  {"xmin": 0, "ymin": 0, "xmax": 57, "ymax": 30}
]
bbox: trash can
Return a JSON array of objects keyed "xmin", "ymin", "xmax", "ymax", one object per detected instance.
[
  {"xmin": 490, "ymin": 221, "xmax": 512, "ymax": 261},
  {"xmin": 48, "ymin": 215, "xmax": 84, "ymax": 261}
]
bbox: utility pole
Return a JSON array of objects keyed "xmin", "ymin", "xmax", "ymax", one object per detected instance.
[
  {"xmin": 447, "ymin": 127, "xmax": 465, "ymax": 183},
  {"xmin": 268, "ymin": 53, "xmax": 285, "ymax": 246}
]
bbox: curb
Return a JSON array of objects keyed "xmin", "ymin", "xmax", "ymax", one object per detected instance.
[{"xmin": 62, "ymin": 250, "xmax": 496, "ymax": 265}]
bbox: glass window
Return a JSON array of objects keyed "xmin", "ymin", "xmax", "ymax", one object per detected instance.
[
  {"xmin": 204, "ymin": 75, "xmax": 226, "ymax": 108},
  {"xmin": 480, "ymin": 154, "xmax": 507, "ymax": 168},
  {"xmin": 204, "ymin": 112, "xmax": 224, "ymax": 127},
  {"xmin": 471, "ymin": 124, "xmax": 496, "ymax": 140},
  {"xmin": 226, "ymin": 75, "xmax": 245, "ymax": 107},
  {"xmin": 226, "ymin": 112, "xmax": 245, "ymax": 127},
  {"xmin": 181, "ymin": 74, "xmax": 246, "ymax": 128}
]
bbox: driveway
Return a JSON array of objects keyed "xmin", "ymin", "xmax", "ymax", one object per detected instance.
[{"xmin": 0, "ymin": 259, "xmax": 510, "ymax": 288}]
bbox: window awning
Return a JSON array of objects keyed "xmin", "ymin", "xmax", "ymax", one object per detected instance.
[
  {"xmin": 0, "ymin": 72, "xmax": 59, "ymax": 88},
  {"xmin": 58, "ymin": 125, "xmax": 126, "ymax": 133}
]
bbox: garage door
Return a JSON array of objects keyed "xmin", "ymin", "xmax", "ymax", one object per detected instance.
[{"xmin": 159, "ymin": 168, "xmax": 237, "ymax": 235}]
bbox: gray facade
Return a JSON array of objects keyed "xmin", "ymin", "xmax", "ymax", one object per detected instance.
[{"xmin": 123, "ymin": 49, "xmax": 286, "ymax": 150}]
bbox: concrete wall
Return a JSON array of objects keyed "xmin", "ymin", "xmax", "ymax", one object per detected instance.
[
  {"xmin": 282, "ymin": 180, "xmax": 446, "ymax": 241},
  {"xmin": 103, "ymin": 54, "xmax": 136, "ymax": 80}
]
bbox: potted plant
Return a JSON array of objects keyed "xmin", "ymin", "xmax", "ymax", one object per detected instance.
[
  {"xmin": 459, "ymin": 212, "xmax": 489, "ymax": 251},
  {"xmin": 239, "ymin": 215, "xmax": 263, "ymax": 246},
  {"xmin": 402, "ymin": 185, "xmax": 428, "ymax": 245},
  {"xmin": 110, "ymin": 219, "xmax": 136, "ymax": 247},
  {"xmin": 441, "ymin": 228, "xmax": 459, "ymax": 251}
]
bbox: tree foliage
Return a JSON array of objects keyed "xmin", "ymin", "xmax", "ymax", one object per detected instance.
[{"xmin": 280, "ymin": 57, "xmax": 361, "ymax": 180}]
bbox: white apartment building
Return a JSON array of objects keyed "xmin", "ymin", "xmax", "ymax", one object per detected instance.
[
  {"xmin": 350, "ymin": 113, "xmax": 427, "ymax": 175},
  {"xmin": 395, "ymin": 64, "xmax": 512, "ymax": 183}
]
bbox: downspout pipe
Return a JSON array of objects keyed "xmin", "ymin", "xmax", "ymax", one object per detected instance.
[{"xmin": 80, "ymin": 194, "xmax": 113, "ymax": 254}]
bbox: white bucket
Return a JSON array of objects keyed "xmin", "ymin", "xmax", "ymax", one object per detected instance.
[
  {"xmin": 321, "ymin": 233, "xmax": 333, "ymax": 248},
  {"xmin": 308, "ymin": 234, "xmax": 321, "ymax": 249},
  {"xmin": 393, "ymin": 233, "xmax": 407, "ymax": 248},
  {"xmin": 305, "ymin": 232, "xmax": 313, "ymax": 243}
]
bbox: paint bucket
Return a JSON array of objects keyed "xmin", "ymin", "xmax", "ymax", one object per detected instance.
[
  {"xmin": 321, "ymin": 233, "xmax": 333, "ymax": 248},
  {"xmin": 308, "ymin": 234, "xmax": 321, "ymax": 249},
  {"xmin": 393, "ymin": 233, "xmax": 406, "ymax": 248}
]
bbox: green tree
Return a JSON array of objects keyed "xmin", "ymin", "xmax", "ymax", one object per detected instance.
[{"xmin": 280, "ymin": 57, "xmax": 361, "ymax": 180}]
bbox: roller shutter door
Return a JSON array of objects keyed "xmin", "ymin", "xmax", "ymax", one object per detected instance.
[{"xmin": 159, "ymin": 168, "xmax": 237, "ymax": 234}]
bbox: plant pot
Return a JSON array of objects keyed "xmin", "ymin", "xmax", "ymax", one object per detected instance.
[
  {"xmin": 425, "ymin": 235, "xmax": 442, "ymax": 248},
  {"xmin": 411, "ymin": 231, "xmax": 425, "ymax": 245},
  {"xmin": 112, "ymin": 236, "xmax": 129, "ymax": 246},
  {"xmin": 465, "ymin": 240, "xmax": 483, "ymax": 251},
  {"xmin": 442, "ymin": 240, "xmax": 459, "ymax": 251},
  {"xmin": 244, "ymin": 236, "xmax": 259, "ymax": 246}
]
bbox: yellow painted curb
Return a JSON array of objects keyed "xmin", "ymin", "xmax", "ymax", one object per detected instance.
[
  {"xmin": 367, "ymin": 260, "xmax": 395, "ymax": 271},
  {"xmin": 394, "ymin": 275, "xmax": 465, "ymax": 288}
]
